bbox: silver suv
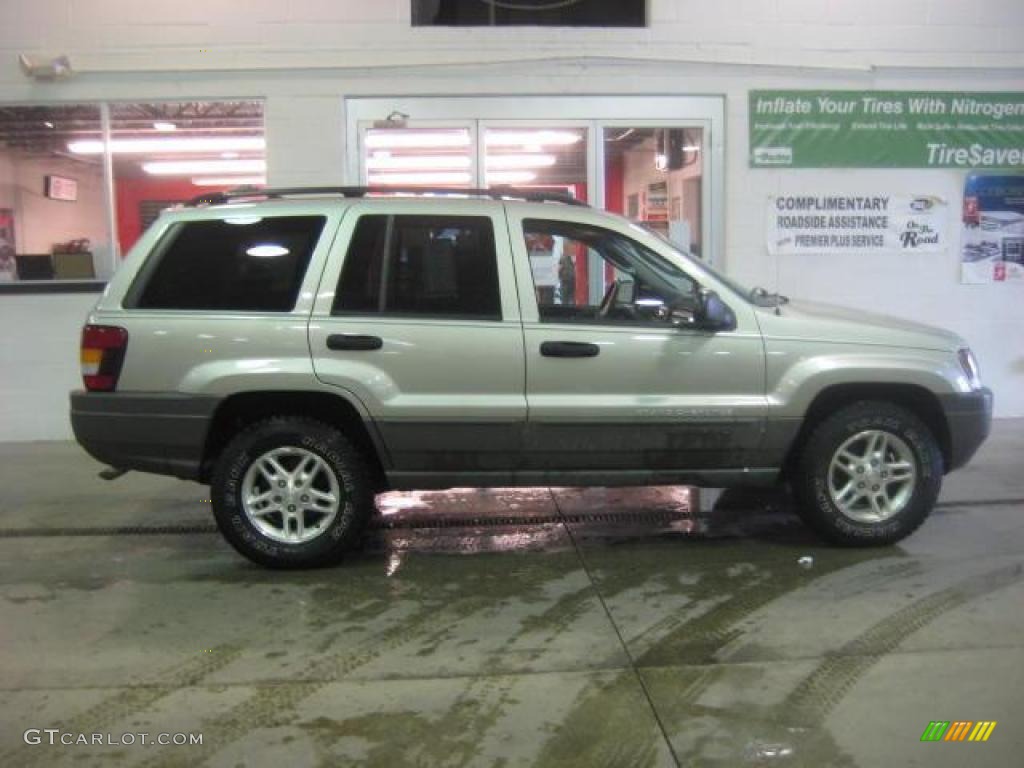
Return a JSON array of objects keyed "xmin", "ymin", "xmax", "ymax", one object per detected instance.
[{"xmin": 70, "ymin": 187, "xmax": 993, "ymax": 568}]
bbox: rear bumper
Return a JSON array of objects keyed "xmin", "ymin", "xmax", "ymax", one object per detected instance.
[
  {"xmin": 70, "ymin": 391, "xmax": 220, "ymax": 481},
  {"xmin": 939, "ymin": 387, "xmax": 993, "ymax": 472}
]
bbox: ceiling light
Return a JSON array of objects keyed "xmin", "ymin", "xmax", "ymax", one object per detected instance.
[
  {"xmin": 246, "ymin": 244, "xmax": 289, "ymax": 258},
  {"xmin": 486, "ymin": 131, "xmax": 582, "ymax": 147},
  {"xmin": 220, "ymin": 151, "xmax": 240, "ymax": 159},
  {"xmin": 367, "ymin": 171, "xmax": 472, "ymax": 185},
  {"xmin": 144, "ymin": 159, "xmax": 266, "ymax": 175},
  {"xmin": 153, "ymin": 121, "xmax": 176, "ymax": 132},
  {"xmin": 365, "ymin": 131, "xmax": 470, "ymax": 149},
  {"xmin": 43, "ymin": 121, "xmax": 54, "ymax": 129},
  {"xmin": 488, "ymin": 170, "xmax": 538, "ymax": 184},
  {"xmin": 68, "ymin": 136, "xmax": 265, "ymax": 154},
  {"xmin": 486, "ymin": 153, "xmax": 556, "ymax": 169},
  {"xmin": 192, "ymin": 176, "xmax": 266, "ymax": 187},
  {"xmin": 366, "ymin": 154, "xmax": 471, "ymax": 171}
]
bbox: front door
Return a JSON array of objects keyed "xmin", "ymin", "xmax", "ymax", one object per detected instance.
[
  {"xmin": 507, "ymin": 209, "xmax": 766, "ymax": 475},
  {"xmin": 310, "ymin": 199, "xmax": 526, "ymax": 478}
]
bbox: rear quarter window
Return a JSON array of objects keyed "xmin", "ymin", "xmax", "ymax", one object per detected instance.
[{"xmin": 125, "ymin": 215, "xmax": 326, "ymax": 311}]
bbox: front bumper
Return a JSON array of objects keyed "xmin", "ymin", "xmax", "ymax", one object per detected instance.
[
  {"xmin": 70, "ymin": 391, "xmax": 220, "ymax": 481},
  {"xmin": 939, "ymin": 387, "xmax": 993, "ymax": 472}
]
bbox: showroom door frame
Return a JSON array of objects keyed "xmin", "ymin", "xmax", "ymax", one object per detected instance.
[{"xmin": 344, "ymin": 95, "xmax": 725, "ymax": 265}]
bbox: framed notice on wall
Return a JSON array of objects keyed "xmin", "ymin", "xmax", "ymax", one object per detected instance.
[
  {"xmin": 961, "ymin": 174, "xmax": 1024, "ymax": 283},
  {"xmin": 44, "ymin": 175, "xmax": 78, "ymax": 202}
]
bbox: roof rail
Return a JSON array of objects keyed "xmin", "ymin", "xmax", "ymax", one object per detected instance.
[{"xmin": 184, "ymin": 185, "xmax": 588, "ymax": 208}]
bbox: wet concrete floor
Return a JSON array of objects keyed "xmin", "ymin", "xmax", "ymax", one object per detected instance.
[{"xmin": 1, "ymin": 422, "xmax": 1023, "ymax": 767}]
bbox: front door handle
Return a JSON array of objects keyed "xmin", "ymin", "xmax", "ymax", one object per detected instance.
[
  {"xmin": 326, "ymin": 334, "xmax": 383, "ymax": 351},
  {"xmin": 540, "ymin": 341, "xmax": 600, "ymax": 358}
]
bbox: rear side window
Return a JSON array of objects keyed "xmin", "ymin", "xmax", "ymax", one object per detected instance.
[
  {"xmin": 334, "ymin": 214, "xmax": 501, "ymax": 320},
  {"xmin": 127, "ymin": 216, "xmax": 326, "ymax": 311}
]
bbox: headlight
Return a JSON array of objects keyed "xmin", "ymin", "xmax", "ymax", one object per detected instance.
[{"xmin": 958, "ymin": 347, "xmax": 981, "ymax": 389}]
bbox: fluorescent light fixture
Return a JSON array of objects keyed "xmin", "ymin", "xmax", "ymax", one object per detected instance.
[
  {"xmin": 366, "ymin": 154, "xmax": 471, "ymax": 171},
  {"xmin": 487, "ymin": 153, "xmax": 556, "ymax": 169},
  {"xmin": 153, "ymin": 121, "xmax": 176, "ymax": 132},
  {"xmin": 367, "ymin": 171, "xmax": 472, "ymax": 185},
  {"xmin": 191, "ymin": 176, "xmax": 266, "ymax": 187},
  {"xmin": 486, "ymin": 130, "xmax": 582, "ymax": 147},
  {"xmin": 487, "ymin": 170, "xmax": 538, "ymax": 184},
  {"xmin": 144, "ymin": 159, "xmax": 266, "ymax": 175},
  {"xmin": 365, "ymin": 131, "xmax": 470, "ymax": 149},
  {"xmin": 246, "ymin": 244, "xmax": 289, "ymax": 258},
  {"xmin": 68, "ymin": 136, "xmax": 265, "ymax": 155}
]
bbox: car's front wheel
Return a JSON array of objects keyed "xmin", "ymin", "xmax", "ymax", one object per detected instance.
[
  {"xmin": 211, "ymin": 417, "xmax": 374, "ymax": 568},
  {"xmin": 793, "ymin": 401, "xmax": 943, "ymax": 546}
]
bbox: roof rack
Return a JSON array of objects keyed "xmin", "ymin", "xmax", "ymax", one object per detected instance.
[{"xmin": 185, "ymin": 185, "xmax": 588, "ymax": 208}]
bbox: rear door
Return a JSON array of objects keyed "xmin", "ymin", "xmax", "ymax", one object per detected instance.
[{"xmin": 309, "ymin": 199, "xmax": 526, "ymax": 478}]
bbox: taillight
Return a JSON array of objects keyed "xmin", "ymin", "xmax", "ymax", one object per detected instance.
[{"xmin": 81, "ymin": 324, "xmax": 128, "ymax": 392}]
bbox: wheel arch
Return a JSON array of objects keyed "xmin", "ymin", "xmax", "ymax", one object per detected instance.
[
  {"xmin": 200, "ymin": 390, "xmax": 389, "ymax": 488},
  {"xmin": 782, "ymin": 383, "xmax": 952, "ymax": 478}
]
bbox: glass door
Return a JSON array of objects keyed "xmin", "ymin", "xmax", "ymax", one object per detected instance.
[{"xmin": 600, "ymin": 123, "xmax": 706, "ymax": 257}]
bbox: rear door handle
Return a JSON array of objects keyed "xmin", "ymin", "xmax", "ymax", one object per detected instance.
[
  {"xmin": 326, "ymin": 334, "xmax": 383, "ymax": 351},
  {"xmin": 540, "ymin": 341, "xmax": 600, "ymax": 358}
]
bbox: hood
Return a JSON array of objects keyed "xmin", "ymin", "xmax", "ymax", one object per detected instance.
[{"xmin": 758, "ymin": 299, "xmax": 964, "ymax": 352}]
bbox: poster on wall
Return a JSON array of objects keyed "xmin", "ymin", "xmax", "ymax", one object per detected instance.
[
  {"xmin": 961, "ymin": 174, "xmax": 1024, "ymax": 283},
  {"xmin": 766, "ymin": 193, "xmax": 948, "ymax": 256},
  {"xmin": 750, "ymin": 91, "xmax": 1024, "ymax": 169}
]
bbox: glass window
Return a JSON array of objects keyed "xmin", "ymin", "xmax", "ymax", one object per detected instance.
[
  {"xmin": 0, "ymin": 105, "xmax": 106, "ymax": 283},
  {"xmin": 107, "ymin": 101, "xmax": 265, "ymax": 253},
  {"xmin": 335, "ymin": 214, "xmax": 501, "ymax": 320},
  {"xmin": 412, "ymin": 0, "xmax": 645, "ymax": 27},
  {"xmin": 128, "ymin": 216, "xmax": 325, "ymax": 312},
  {"xmin": 523, "ymin": 218, "xmax": 698, "ymax": 325}
]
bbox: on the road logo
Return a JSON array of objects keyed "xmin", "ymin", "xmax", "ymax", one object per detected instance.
[{"xmin": 920, "ymin": 721, "xmax": 997, "ymax": 742}]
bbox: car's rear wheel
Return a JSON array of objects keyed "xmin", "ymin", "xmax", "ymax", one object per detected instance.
[
  {"xmin": 793, "ymin": 401, "xmax": 942, "ymax": 546},
  {"xmin": 211, "ymin": 417, "xmax": 374, "ymax": 568}
]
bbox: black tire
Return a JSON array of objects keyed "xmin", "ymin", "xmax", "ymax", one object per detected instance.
[
  {"xmin": 792, "ymin": 401, "xmax": 943, "ymax": 546},
  {"xmin": 211, "ymin": 417, "xmax": 374, "ymax": 568}
]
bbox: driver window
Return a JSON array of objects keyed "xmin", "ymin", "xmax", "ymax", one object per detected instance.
[{"xmin": 522, "ymin": 218, "xmax": 697, "ymax": 325}]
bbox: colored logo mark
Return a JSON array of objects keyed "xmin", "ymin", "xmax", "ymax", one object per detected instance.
[{"xmin": 920, "ymin": 721, "xmax": 997, "ymax": 742}]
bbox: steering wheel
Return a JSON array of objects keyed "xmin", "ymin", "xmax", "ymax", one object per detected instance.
[{"xmin": 598, "ymin": 279, "xmax": 623, "ymax": 318}]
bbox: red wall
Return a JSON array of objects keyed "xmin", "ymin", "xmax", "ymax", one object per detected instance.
[{"xmin": 115, "ymin": 177, "xmax": 203, "ymax": 253}]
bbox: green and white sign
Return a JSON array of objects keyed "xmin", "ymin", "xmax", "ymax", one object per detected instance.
[{"xmin": 750, "ymin": 90, "xmax": 1024, "ymax": 169}]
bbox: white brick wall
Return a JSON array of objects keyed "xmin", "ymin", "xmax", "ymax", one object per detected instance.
[
  {"xmin": 0, "ymin": 1, "xmax": 1022, "ymax": 441},
  {"xmin": 1, "ymin": 0, "xmax": 1022, "ymax": 76}
]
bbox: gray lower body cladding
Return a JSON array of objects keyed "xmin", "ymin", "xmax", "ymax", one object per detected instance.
[
  {"xmin": 70, "ymin": 391, "xmax": 219, "ymax": 481},
  {"xmin": 939, "ymin": 387, "xmax": 993, "ymax": 471}
]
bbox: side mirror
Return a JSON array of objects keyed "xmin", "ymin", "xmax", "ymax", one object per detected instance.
[
  {"xmin": 695, "ymin": 289, "xmax": 737, "ymax": 331},
  {"xmin": 618, "ymin": 278, "xmax": 636, "ymax": 305}
]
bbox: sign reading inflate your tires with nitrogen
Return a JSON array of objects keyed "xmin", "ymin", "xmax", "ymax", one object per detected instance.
[{"xmin": 749, "ymin": 91, "xmax": 1024, "ymax": 168}]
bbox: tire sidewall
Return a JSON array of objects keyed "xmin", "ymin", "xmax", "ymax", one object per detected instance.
[
  {"xmin": 213, "ymin": 421, "xmax": 367, "ymax": 567},
  {"xmin": 802, "ymin": 405, "xmax": 941, "ymax": 544}
]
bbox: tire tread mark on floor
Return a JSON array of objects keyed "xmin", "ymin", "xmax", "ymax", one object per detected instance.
[
  {"xmin": 783, "ymin": 561, "xmax": 1024, "ymax": 724},
  {"xmin": 0, "ymin": 643, "xmax": 243, "ymax": 768}
]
